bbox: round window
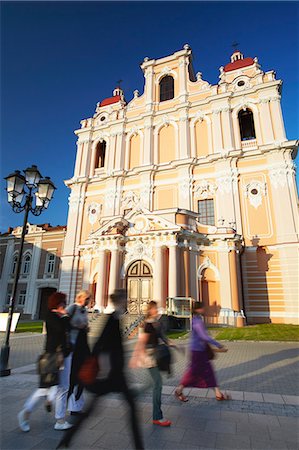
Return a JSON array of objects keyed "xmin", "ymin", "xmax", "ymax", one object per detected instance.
[
  {"xmin": 237, "ymin": 80, "xmax": 245, "ymax": 87},
  {"xmin": 100, "ymin": 116, "xmax": 106, "ymax": 122},
  {"xmin": 251, "ymin": 188, "xmax": 258, "ymax": 195}
]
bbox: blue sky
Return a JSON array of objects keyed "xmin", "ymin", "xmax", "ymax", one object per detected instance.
[{"xmin": 1, "ymin": 1, "xmax": 298, "ymax": 232}]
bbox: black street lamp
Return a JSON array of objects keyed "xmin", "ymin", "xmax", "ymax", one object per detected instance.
[{"xmin": 0, "ymin": 165, "xmax": 56, "ymax": 377}]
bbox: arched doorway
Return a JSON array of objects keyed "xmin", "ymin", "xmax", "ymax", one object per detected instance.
[{"xmin": 127, "ymin": 260, "xmax": 152, "ymax": 314}]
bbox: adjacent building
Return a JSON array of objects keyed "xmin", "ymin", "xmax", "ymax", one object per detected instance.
[
  {"xmin": 58, "ymin": 45, "xmax": 298, "ymax": 324},
  {"xmin": 0, "ymin": 224, "xmax": 66, "ymax": 319}
]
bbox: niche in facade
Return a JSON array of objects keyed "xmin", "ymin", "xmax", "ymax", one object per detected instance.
[{"xmin": 238, "ymin": 109, "xmax": 256, "ymax": 141}]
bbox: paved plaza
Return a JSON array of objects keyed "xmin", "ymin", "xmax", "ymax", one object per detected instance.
[{"xmin": 0, "ymin": 333, "xmax": 298, "ymax": 450}]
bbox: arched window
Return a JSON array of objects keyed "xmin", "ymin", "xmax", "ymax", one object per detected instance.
[
  {"xmin": 238, "ymin": 108, "xmax": 256, "ymax": 141},
  {"xmin": 159, "ymin": 75, "xmax": 174, "ymax": 102},
  {"xmin": 22, "ymin": 253, "xmax": 31, "ymax": 275},
  {"xmin": 95, "ymin": 141, "xmax": 106, "ymax": 169},
  {"xmin": 11, "ymin": 254, "xmax": 18, "ymax": 275}
]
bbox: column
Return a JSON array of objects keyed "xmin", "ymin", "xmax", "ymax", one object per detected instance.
[
  {"xmin": 106, "ymin": 249, "xmax": 119, "ymax": 311},
  {"xmin": 259, "ymin": 100, "xmax": 274, "ymax": 143},
  {"xmin": 153, "ymin": 246, "xmax": 164, "ymax": 306},
  {"xmin": 221, "ymin": 108, "xmax": 234, "ymax": 151},
  {"xmin": 143, "ymin": 123, "xmax": 153, "ymax": 165},
  {"xmin": 212, "ymin": 110, "xmax": 223, "ymax": 152},
  {"xmin": 168, "ymin": 245, "xmax": 179, "ymax": 298},
  {"xmin": 179, "ymin": 116, "xmax": 190, "ymax": 159},
  {"xmin": 89, "ymin": 143, "xmax": 97, "ymax": 177},
  {"xmin": 229, "ymin": 250, "xmax": 240, "ymax": 312},
  {"xmin": 178, "ymin": 57, "xmax": 188, "ymax": 103},
  {"xmin": 183, "ymin": 244, "xmax": 190, "ymax": 298},
  {"xmin": 145, "ymin": 66, "xmax": 154, "ymax": 111},
  {"xmin": 74, "ymin": 141, "xmax": 83, "ymax": 177},
  {"xmin": 232, "ymin": 115, "xmax": 241, "ymax": 150},
  {"xmin": 270, "ymin": 98, "xmax": 286, "ymax": 141},
  {"xmin": 95, "ymin": 250, "xmax": 107, "ymax": 310}
]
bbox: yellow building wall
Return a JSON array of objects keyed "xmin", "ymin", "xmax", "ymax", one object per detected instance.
[
  {"xmin": 129, "ymin": 134, "xmax": 141, "ymax": 169},
  {"xmin": 195, "ymin": 120, "xmax": 209, "ymax": 157},
  {"xmin": 158, "ymin": 125, "xmax": 176, "ymax": 164},
  {"xmin": 154, "ymin": 185, "xmax": 177, "ymax": 210},
  {"xmin": 242, "ymin": 248, "xmax": 286, "ymax": 324}
]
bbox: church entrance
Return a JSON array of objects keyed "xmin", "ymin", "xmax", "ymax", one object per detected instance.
[{"xmin": 127, "ymin": 260, "xmax": 152, "ymax": 314}]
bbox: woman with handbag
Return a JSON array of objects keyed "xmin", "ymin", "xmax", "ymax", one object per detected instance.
[
  {"xmin": 130, "ymin": 301, "xmax": 172, "ymax": 427},
  {"xmin": 174, "ymin": 301, "xmax": 229, "ymax": 403},
  {"xmin": 18, "ymin": 292, "xmax": 72, "ymax": 432}
]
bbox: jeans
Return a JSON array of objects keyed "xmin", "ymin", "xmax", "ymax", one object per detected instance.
[{"xmin": 148, "ymin": 366, "xmax": 163, "ymax": 420}]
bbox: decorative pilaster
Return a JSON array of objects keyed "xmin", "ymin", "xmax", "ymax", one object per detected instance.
[
  {"xmin": 229, "ymin": 250, "xmax": 240, "ymax": 312},
  {"xmin": 212, "ymin": 109, "xmax": 223, "ymax": 152},
  {"xmin": 168, "ymin": 245, "xmax": 179, "ymax": 298},
  {"xmin": 259, "ymin": 99, "xmax": 274, "ymax": 143},
  {"xmin": 153, "ymin": 246, "xmax": 164, "ymax": 307},
  {"xmin": 107, "ymin": 249, "xmax": 120, "ymax": 310},
  {"xmin": 95, "ymin": 250, "xmax": 107, "ymax": 310}
]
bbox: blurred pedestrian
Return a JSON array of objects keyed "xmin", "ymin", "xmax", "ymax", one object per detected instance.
[
  {"xmin": 18, "ymin": 292, "xmax": 72, "ymax": 432},
  {"xmin": 55, "ymin": 290, "xmax": 91, "ymax": 428},
  {"xmin": 57, "ymin": 289, "xmax": 144, "ymax": 450},
  {"xmin": 174, "ymin": 301, "xmax": 229, "ymax": 402},
  {"xmin": 130, "ymin": 301, "xmax": 172, "ymax": 427}
]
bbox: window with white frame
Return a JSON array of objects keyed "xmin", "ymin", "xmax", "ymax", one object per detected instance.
[
  {"xmin": 18, "ymin": 289, "xmax": 26, "ymax": 306},
  {"xmin": 198, "ymin": 199, "xmax": 215, "ymax": 226},
  {"xmin": 22, "ymin": 253, "xmax": 31, "ymax": 276},
  {"xmin": 11, "ymin": 254, "xmax": 18, "ymax": 275},
  {"xmin": 45, "ymin": 253, "xmax": 55, "ymax": 275}
]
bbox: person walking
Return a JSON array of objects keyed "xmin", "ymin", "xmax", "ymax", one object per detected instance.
[
  {"xmin": 57, "ymin": 289, "xmax": 144, "ymax": 450},
  {"xmin": 18, "ymin": 292, "xmax": 72, "ymax": 432},
  {"xmin": 55, "ymin": 290, "xmax": 91, "ymax": 426},
  {"xmin": 174, "ymin": 301, "xmax": 229, "ymax": 402},
  {"xmin": 130, "ymin": 300, "xmax": 172, "ymax": 427}
]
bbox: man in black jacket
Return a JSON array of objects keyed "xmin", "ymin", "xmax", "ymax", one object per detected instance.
[{"xmin": 57, "ymin": 289, "xmax": 144, "ymax": 450}]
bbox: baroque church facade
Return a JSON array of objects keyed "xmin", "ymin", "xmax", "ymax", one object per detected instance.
[{"xmin": 59, "ymin": 45, "xmax": 298, "ymax": 325}]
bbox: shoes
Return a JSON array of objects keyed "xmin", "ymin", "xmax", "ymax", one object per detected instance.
[
  {"xmin": 54, "ymin": 421, "xmax": 73, "ymax": 430},
  {"xmin": 70, "ymin": 411, "xmax": 83, "ymax": 416},
  {"xmin": 18, "ymin": 410, "xmax": 30, "ymax": 432},
  {"xmin": 45, "ymin": 401, "xmax": 52, "ymax": 412},
  {"xmin": 216, "ymin": 392, "xmax": 231, "ymax": 401},
  {"xmin": 152, "ymin": 419, "xmax": 172, "ymax": 427},
  {"xmin": 174, "ymin": 389, "xmax": 189, "ymax": 402}
]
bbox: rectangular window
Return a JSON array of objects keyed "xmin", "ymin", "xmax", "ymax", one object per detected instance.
[
  {"xmin": 198, "ymin": 199, "xmax": 215, "ymax": 225},
  {"xmin": 46, "ymin": 254, "xmax": 55, "ymax": 274},
  {"xmin": 6, "ymin": 291, "xmax": 12, "ymax": 305},
  {"xmin": 18, "ymin": 290, "xmax": 26, "ymax": 306}
]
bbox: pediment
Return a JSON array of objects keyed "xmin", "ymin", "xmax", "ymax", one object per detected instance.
[{"xmin": 87, "ymin": 208, "xmax": 179, "ymax": 240}]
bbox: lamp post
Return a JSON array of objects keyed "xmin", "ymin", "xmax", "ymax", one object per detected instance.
[{"xmin": 0, "ymin": 165, "xmax": 56, "ymax": 377}]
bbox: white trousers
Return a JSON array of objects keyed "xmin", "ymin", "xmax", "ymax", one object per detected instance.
[
  {"xmin": 24, "ymin": 386, "xmax": 57, "ymax": 413},
  {"xmin": 55, "ymin": 353, "xmax": 84, "ymax": 420}
]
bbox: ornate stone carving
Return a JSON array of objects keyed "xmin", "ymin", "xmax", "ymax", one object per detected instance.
[
  {"xmin": 179, "ymin": 177, "xmax": 192, "ymax": 200},
  {"xmin": 88, "ymin": 202, "xmax": 101, "ymax": 225},
  {"xmin": 68, "ymin": 191, "xmax": 84, "ymax": 212},
  {"xmin": 105, "ymin": 188, "xmax": 117, "ymax": 209},
  {"xmin": 244, "ymin": 180, "xmax": 267, "ymax": 209},
  {"xmin": 216, "ymin": 169, "xmax": 238, "ymax": 195},
  {"xmin": 194, "ymin": 180, "xmax": 217, "ymax": 199},
  {"xmin": 121, "ymin": 191, "xmax": 140, "ymax": 210},
  {"xmin": 125, "ymin": 239, "xmax": 153, "ymax": 262},
  {"xmin": 269, "ymin": 162, "xmax": 295, "ymax": 189}
]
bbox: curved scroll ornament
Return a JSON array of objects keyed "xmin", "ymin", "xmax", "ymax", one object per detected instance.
[
  {"xmin": 244, "ymin": 181, "xmax": 266, "ymax": 209},
  {"xmin": 194, "ymin": 180, "xmax": 217, "ymax": 199}
]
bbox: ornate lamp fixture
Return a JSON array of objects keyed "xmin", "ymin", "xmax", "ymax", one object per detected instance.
[{"xmin": 0, "ymin": 165, "xmax": 56, "ymax": 376}]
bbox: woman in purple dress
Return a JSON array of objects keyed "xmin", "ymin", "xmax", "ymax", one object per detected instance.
[{"xmin": 174, "ymin": 301, "xmax": 230, "ymax": 402}]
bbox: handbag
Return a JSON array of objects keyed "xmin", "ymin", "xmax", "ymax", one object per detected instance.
[
  {"xmin": 37, "ymin": 349, "xmax": 64, "ymax": 387},
  {"xmin": 78, "ymin": 355, "xmax": 100, "ymax": 385},
  {"xmin": 206, "ymin": 343, "xmax": 215, "ymax": 360},
  {"xmin": 155, "ymin": 343, "xmax": 172, "ymax": 373}
]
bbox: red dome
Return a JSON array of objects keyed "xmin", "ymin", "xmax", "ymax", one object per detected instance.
[
  {"xmin": 100, "ymin": 95, "xmax": 121, "ymax": 107},
  {"xmin": 224, "ymin": 57, "xmax": 254, "ymax": 72}
]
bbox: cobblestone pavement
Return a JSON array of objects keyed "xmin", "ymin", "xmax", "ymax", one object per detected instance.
[
  {"xmin": 1, "ymin": 333, "xmax": 299, "ymax": 450},
  {"xmin": 0, "ymin": 370, "xmax": 298, "ymax": 450},
  {"xmin": 2, "ymin": 333, "xmax": 299, "ymax": 395}
]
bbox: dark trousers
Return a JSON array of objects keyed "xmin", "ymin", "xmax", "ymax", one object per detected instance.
[{"xmin": 88, "ymin": 373, "xmax": 144, "ymax": 450}]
